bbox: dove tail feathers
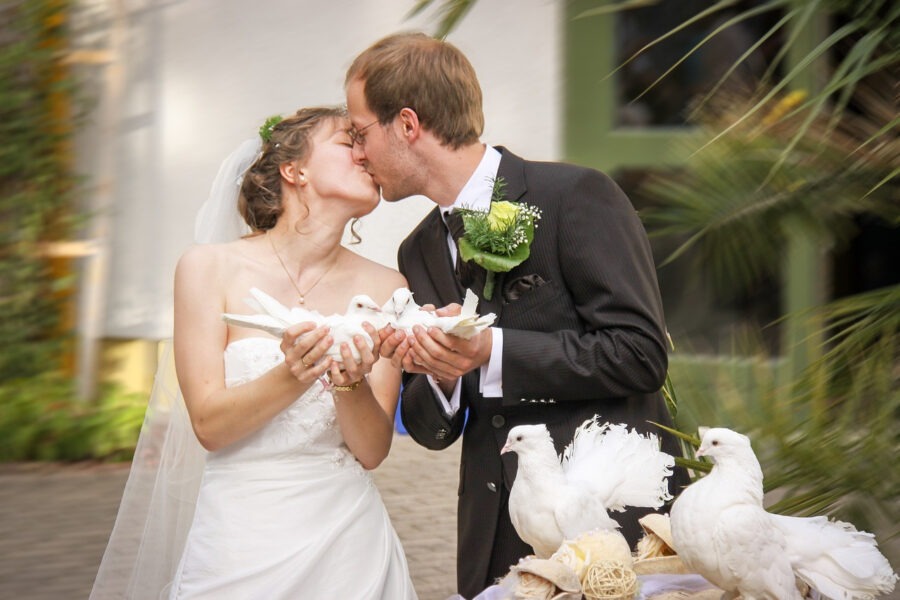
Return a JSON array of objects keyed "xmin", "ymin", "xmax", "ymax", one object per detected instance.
[
  {"xmin": 561, "ymin": 417, "xmax": 674, "ymax": 513},
  {"xmin": 246, "ymin": 287, "xmax": 295, "ymax": 323},
  {"xmin": 771, "ymin": 514, "xmax": 898, "ymax": 599},
  {"xmin": 221, "ymin": 313, "xmax": 286, "ymax": 338},
  {"xmin": 445, "ymin": 313, "xmax": 496, "ymax": 339}
]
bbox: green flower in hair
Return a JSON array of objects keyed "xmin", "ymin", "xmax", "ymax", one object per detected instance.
[{"xmin": 259, "ymin": 115, "xmax": 282, "ymax": 143}]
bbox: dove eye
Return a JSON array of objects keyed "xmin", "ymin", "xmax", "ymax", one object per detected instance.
[
  {"xmin": 516, "ymin": 435, "xmax": 523, "ymax": 442},
  {"xmin": 711, "ymin": 440, "xmax": 719, "ymax": 446}
]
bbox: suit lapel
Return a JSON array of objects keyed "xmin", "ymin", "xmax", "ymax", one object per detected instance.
[
  {"xmin": 419, "ymin": 208, "xmax": 466, "ymax": 306},
  {"xmin": 471, "ymin": 148, "xmax": 529, "ymax": 317},
  {"xmin": 495, "ymin": 147, "xmax": 527, "ymax": 203}
]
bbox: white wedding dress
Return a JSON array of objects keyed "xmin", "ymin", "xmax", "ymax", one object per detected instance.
[{"xmin": 168, "ymin": 337, "xmax": 417, "ymax": 600}]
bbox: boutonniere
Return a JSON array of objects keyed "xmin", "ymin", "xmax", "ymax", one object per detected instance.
[{"xmin": 454, "ymin": 177, "xmax": 542, "ymax": 300}]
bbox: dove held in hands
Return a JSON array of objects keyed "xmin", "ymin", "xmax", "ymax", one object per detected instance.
[
  {"xmin": 222, "ymin": 288, "xmax": 388, "ymax": 365},
  {"xmin": 381, "ymin": 288, "xmax": 495, "ymax": 339}
]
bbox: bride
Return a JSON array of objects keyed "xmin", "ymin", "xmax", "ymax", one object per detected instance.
[{"xmin": 90, "ymin": 107, "xmax": 417, "ymax": 599}]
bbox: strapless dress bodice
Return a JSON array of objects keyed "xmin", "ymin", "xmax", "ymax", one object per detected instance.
[{"xmin": 206, "ymin": 337, "xmax": 351, "ymax": 467}]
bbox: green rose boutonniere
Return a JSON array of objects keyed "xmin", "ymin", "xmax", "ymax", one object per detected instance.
[{"xmin": 454, "ymin": 177, "xmax": 542, "ymax": 300}]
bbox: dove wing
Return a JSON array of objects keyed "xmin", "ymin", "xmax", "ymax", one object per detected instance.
[
  {"xmin": 221, "ymin": 313, "xmax": 287, "ymax": 338},
  {"xmin": 715, "ymin": 504, "xmax": 800, "ymax": 599},
  {"xmin": 508, "ymin": 471, "xmax": 566, "ymax": 558},
  {"xmin": 554, "ymin": 484, "xmax": 617, "ymax": 541},
  {"xmin": 320, "ymin": 312, "xmax": 376, "ymax": 363}
]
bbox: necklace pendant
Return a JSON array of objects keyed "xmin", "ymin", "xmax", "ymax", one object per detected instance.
[{"xmin": 297, "ymin": 296, "xmax": 305, "ymax": 305}]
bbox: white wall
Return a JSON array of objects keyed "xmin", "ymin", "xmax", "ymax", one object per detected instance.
[{"xmin": 82, "ymin": 0, "xmax": 562, "ymax": 338}]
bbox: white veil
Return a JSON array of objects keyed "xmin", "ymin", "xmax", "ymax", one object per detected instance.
[{"xmin": 89, "ymin": 138, "xmax": 260, "ymax": 599}]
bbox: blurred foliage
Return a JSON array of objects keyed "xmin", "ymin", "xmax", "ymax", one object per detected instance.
[
  {"xmin": 1, "ymin": 0, "xmax": 83, "ymax": 380},
  {"xmin": 0, "ymin": 373, "xmax": 146, "ymax": 461},
  {"xmin": 643, "ymin": 79, "xmax": 898, "ymax": 296},
  {"xmin": 0, "ymin": 1, "xmax": 132, "ymax": 463},
  {"xmin": 407, "ymin": 0, "xmax": 477, "ymax": 39}
]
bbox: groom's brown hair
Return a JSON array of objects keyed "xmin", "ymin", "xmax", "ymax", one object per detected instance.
[{"xmin": 346, "ymin": 32, "xmax": 484, "ymax": 149}]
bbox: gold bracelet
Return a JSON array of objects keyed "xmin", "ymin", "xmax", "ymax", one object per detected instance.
[{"xmin": 332, "ymin": 379, "xmax": 362, "ymax": 392}]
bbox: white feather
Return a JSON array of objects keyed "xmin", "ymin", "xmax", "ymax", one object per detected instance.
[{"xmin": 561, "ymin": 419, "xmax": 674, "ymax": 513}]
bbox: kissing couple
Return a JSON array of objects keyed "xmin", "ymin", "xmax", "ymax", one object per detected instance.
[{"xmin": 91, "ymin": 31, "xmax": 683, "ymax": 600}]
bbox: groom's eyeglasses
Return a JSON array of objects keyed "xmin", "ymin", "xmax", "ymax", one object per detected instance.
[{"xmin": 348, "ymin": 119, "xmax": 380, "ymax": 147}]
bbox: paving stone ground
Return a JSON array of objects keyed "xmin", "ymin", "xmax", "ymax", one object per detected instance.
[{"xmin": 0, "ymin": 434, "xmax": 461, "ymax": 600}]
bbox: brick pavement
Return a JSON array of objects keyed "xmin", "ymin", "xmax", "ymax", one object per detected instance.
[{"xmin": 0, "ymin": 434, "xmax": 461, "ymax": 600}]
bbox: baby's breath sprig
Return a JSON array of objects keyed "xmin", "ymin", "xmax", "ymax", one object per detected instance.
[
  {"xmin": 453, "ymin": 176, "xmax": 542, "ymax": 300},
  {"xmin": 259, "ymin": 114, "xmax": 282, "ymax": 143}
]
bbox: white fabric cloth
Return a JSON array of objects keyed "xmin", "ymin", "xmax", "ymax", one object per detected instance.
[
  {"xmin": 429, "ymin": 145, "xmax": 504, "ymax": 414},
  {"xmin": 168, "ymin": 337, "xmax": 416, "ymax": 599},
  {"xmin": 90, "ymin": 341, "xmax": 207, "ymax": 600},
  {"xmin": 192, "ymin": 138, "xmax": 257, "ymax": 244}
]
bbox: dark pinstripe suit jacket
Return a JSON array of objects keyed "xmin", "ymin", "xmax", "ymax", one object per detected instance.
[{"xmin": 397, "ymin": 148, "xmax": 685, "ymax": 598}]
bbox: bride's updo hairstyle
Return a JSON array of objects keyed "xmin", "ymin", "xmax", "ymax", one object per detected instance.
[{"xmin": 239, "ymin": 106, "xmax": 347, "ymax": 232}]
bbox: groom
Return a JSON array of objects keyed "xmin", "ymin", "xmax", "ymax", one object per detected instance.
[{"xmin": 346, "ymin": 33, "xmax": 686, "ymax": 598}]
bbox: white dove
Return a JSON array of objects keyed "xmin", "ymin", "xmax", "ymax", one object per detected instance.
[
  {"xmin": 501, "ymin": 417, "xmax": 675, "ymax": 558},
  {"xmin": 222, "ymin": 287, "xmax": 388, "ymax": 364},
  {"xmin": 381, "ymin": 288, "xmax": 495, "ymax": 339},
  {"xmin": 669, "ymin": 427, "xmax": 898, "ymax": 600}
]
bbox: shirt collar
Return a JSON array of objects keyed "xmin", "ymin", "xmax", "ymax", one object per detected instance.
[{"xmin": 444, "ymin": 145, "xmax": 502, "ymax": 218}]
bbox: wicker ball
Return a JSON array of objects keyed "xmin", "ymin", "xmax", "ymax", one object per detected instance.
[{"xmin": 581, "ymin": 559, "xmax": 637, "ymax": 600}]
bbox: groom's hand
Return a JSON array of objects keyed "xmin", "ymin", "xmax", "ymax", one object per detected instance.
[
  {"xmin": 379, "ymin": 326, "xmax": 425, "ymax": 377},
  {"xmin": 407, "ymin": 325, "xmax": 491, "ymax": 381},
  {"xmin": 377, "ymin": 326, "xmax": 407, "ymax": 361}
]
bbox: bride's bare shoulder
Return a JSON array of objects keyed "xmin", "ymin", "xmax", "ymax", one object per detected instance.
[{"xmin": 176, "ymin": 237, "xmax": 259, "ymax": 277}]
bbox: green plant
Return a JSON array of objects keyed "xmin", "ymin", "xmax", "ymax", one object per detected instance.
[{"xmin": 0, "ymin": 374, "xmax": 146, "ymax": 462}]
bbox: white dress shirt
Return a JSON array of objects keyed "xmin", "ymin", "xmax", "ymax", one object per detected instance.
[{"xmin": 427, "ymin": 145, "xmax": 504, "ymax": 415}]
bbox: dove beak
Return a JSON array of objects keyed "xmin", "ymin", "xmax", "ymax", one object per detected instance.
[
  {"xmin": 500, "ymin": 441, "xmax": 511, "ymax": 455},
  {"xmin": 695, "ymin": 446, "xmax": 707, "ymax": 457}
]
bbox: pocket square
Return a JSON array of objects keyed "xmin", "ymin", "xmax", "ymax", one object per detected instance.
[{"xmin": 502, "ymin": 273, "xmax": 547, "ymax": 303}]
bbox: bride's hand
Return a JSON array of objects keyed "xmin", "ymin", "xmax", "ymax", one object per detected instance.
[
  {"xmin": 281, "ymin": 323, "xmax": 333, "ymax": 385},
  {"xmin": 327, "ymin": 321, "xmax": 380, "ymax": 389}
]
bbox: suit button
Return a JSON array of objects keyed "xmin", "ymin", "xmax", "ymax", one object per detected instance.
[
  {"xmin": 436, "ymin": 428, "xmax": 448, "ymax": 440},
  {"xmin": 491, "ymin": 415, "xmax": 506, "ymax": 428},
  {"xmin": 487, "ymin": 482, "xmax": 497, "ymax": 493}
]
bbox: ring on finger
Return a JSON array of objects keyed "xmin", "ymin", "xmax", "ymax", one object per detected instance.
[{"xmin": 301, "ymin": 357, "xmax": 313, "ymax": 368}]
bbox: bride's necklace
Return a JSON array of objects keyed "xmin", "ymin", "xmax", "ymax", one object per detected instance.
[{"xmin": 267, "ymin": 232, "xmax": 336, "ymax": 305}]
